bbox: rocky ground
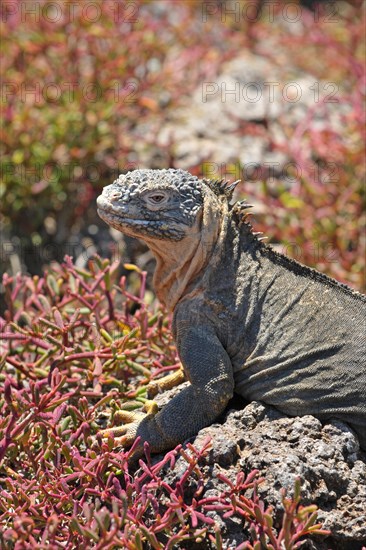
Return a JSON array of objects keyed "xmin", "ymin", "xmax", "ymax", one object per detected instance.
[{"xmin": 152, "ymin": 386, "xmax": 366, "ymax": 549}]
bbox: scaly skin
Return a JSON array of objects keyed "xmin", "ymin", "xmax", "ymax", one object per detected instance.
[{"xmin": 97, "ymin": 169, "xmax": 366, "ymax": 455}]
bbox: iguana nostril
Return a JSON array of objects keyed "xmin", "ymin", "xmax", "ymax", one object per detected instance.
[{"xmin": 110, "ymin": 191, "xmax": 122, "ymax": 201}]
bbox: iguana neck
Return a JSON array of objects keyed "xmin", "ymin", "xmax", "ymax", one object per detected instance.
[{"xmin": 145, "ymin": 191, "xmax": 227, "ymax": 311}]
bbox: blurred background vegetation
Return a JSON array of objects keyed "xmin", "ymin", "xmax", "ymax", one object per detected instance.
[{"xmin": 1, "ymin": 0, "xmax": 365, "ymax": 297}]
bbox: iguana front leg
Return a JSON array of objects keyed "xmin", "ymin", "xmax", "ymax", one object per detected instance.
[{"xmin": 99, "ymin": 324, "xmax": 234, "ymax": 455}]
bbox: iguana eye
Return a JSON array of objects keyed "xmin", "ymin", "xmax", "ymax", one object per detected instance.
[
  {"xmin": 144, "ymin": 191, "xmax": 169, "ymax": 206},
  {"xmin": 150, "ymin": 194, "xmax": 165, "ymax": 203}
]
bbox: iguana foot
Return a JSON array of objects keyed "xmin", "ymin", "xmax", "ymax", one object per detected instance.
[
  {"xmin": 97, "ymin": 400, "xmax": 159, "ymax": 451},
  {"xmin": 146, "ymin": 367, "xmax": 185, "ymax": 398},
  {"xmin": 94, "ymin": 368, "xmax": 185, "ymax": 457}
]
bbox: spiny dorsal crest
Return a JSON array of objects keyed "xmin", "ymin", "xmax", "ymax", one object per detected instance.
[
  {"xmin": 202, "ymin": 179, "xmax": 266, "ymax": 241},
  {"xmin": 202, "ymin": 178, "xmax": 241, "ymax": 199},
  {"xmin": 233, "ymin": 200, "xmax": 267, "ymax": 242}
]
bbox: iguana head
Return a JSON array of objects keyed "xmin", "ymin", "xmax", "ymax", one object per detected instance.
[
  {"xmin": 97, "ymin": 169, "xmax": 206, "ymax": 242},
  {"xmin": 97, "ymin": 168, "xmax": 239, "ymax": 309}
]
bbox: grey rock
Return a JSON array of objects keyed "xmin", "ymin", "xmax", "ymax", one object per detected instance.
[
  {"xmin": 202, "ymin": 402, "xmax": 366, "ymax": 547},
  {"xmin": 152, "ymin": 401, "xmax": 366, "ymax": 548}
]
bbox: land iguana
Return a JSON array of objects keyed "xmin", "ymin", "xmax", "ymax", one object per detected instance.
[{"xmin": 96, "ymin": 168, "xmax": 366, "ymax": 454}]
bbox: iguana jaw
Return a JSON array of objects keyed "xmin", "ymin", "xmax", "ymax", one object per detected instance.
[
  {"xmin": 97, "ymin": 204, "xmax": 156, "ymax": 229},
  {"xmin": 96, "ymin": 193, "xmax": 186, "ymax": 241}
]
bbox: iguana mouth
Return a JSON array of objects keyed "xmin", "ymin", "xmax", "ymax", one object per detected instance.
[
  {"xmin": 97, "ymin": 208, "xmax": 155, "ymax": 226},
  {"xmin": 97, "ymin": 195, "xmax": 145, "ymax": 225}
]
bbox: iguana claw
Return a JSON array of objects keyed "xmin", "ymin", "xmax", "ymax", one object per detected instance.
[
  {"xmin": 98, "ymin": 400, "xmax": 159, "ymax": 449},
  {"xmin": 146, "ymin": 367, "xmax": 185, "ymax": 398},
  {"xmin": 94, "ymin": 368, "xmax": 186, "ymax": 455}
]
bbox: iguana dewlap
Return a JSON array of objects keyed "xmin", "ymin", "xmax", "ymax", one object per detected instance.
[{"xmin": 97, "ymin": 169, "xmax": 366, "ymax": 454}]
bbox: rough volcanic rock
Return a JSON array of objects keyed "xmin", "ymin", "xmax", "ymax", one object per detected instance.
[{"xmin": 152, "ymin": 395, "xmax": 366, "ymax": 549}]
